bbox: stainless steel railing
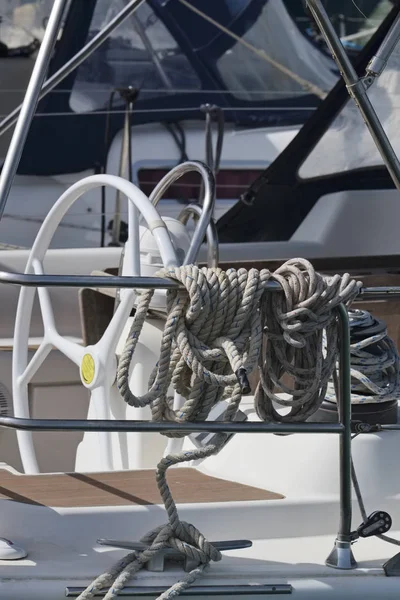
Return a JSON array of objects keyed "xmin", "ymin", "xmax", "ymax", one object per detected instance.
[{"xmin": 0, "ymin": 268, "xmax": 357, "ymax": 570}]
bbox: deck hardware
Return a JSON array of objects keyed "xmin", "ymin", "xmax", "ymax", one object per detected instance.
[
  {"xmin": 0, "ymin": 538, "xmax": 27, "ymax": 560},
  {"xmin": 351, "ymin": 511, "xmax": 392, "ymax": 542},
  {"xmin": 384, "ymin": 552, "xmax": 400, "ymax": 576},
  {"xmin": 326, "ymin": 540, "xmax": 356, "ymax": 570},
  {"xmin": 97, "ymin": 539, "xmax": 252, "ymax": 573},
  {"xmin": 0, "ymin": 264, "xmax": 366, "ymax": 571},
  {"xmin": 65, "ymin": 584, "xmax": 293, "ymax": 596}
]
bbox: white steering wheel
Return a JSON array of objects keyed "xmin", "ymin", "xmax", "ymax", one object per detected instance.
[{"xmin": 12, "ymin": 174, "xmax": 179, "ymax": 474}]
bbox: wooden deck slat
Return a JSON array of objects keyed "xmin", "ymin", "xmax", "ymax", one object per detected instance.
[{"xmin": 0, "ymin": 468, "xmax": 283, "ymax": 507}]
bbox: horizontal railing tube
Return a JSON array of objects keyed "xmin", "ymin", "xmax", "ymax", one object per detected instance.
[{"xmin": 0, "ymin": 416, "xmax": 344, "ymax": 434}]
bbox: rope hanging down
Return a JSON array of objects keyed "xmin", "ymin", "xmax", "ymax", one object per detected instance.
[
  {"xmin": 254, "ymin": 261, "xmax": 361, "ymax": 423},
  {"xmin": 79, "ymin": 265, "xmax": 269, "ymax": 600},
  {"xmin": 78, "ymin": 260, "xmax": 361, "ymax": 600}
]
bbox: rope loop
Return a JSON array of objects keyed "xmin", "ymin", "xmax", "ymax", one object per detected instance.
[{"xmin": 255, "ymin": 259, "xmax": 362, "ymax": 423}]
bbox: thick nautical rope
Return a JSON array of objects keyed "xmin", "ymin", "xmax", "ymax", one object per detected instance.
[
  {"xmin": 118, "ymin": 265, "xmax": 270, "ymax": 432},
  {"xmin": 254, "ymin": 259, "xmax": 362, "ymax": 423},
  {"xmin": 78, "ymin": 266, "xmax": 270, "ymax": 600},
  {"xmin": 325, "ymin": 309, "xmax": 400, "ymax": 405},
  {"xmin": 76, "ymin": 444, "xmax": 224, "ymax": 600},
  {"xmin": 80, "ymin": 260, "xmax": 362, "ymax": 599}
]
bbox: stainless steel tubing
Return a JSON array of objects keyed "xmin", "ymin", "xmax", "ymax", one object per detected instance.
[
  {"xmin": 0, "ymin": 0, "xmax": 69, "ymax": 220},
  {"xmin": 0, "ymin": 271, "xmax": 180, "ymax": 289},
  {"xmin": 149, "ymin": 161, "xmax": 216, "ymax": 265},
  {"xmin": 337, "ymin": 304, "xmax": 353, "ymax": 545},
  {"xmin": 178, "ymin": 203, "xmax": 219, "ymax": 267},
  {"xmin": 307, "ymin": 0, "xmax": 400, "ymax": 194},
  {"xmin": 0, "ymin": 270, "xmax": 282, "ymax": 291},
  {"xmin": 0, "ymin": 0, "xmax": 146, "ymax": 140},
  {"xmin": 326, "ymin": 304, "xmax": 356, "ymax": 570},
  {"xmin": 359, "ymin": 286, "xmax": 400, "ymax": 300},
  {"xmin": 0, "ymin": 416, "xmax": 344, "ymax": 434},
  {"xmin": 367, "ymin": 12, "xmax": 400, "ymax": 77}
]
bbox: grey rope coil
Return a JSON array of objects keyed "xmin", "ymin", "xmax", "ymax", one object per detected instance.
[
  {"xmin": 325, "ymin": 309, "xmax": 400, "ymax": 405},
  {"xmin": 254, "ymin": 261, "xmax": 362, "ymax": 423},
  {"xmin": 79, "ymin": 260, "xmax": 361, "ymax": 599}
]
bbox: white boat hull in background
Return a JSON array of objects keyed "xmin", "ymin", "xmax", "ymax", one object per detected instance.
[
  {"xmin": 0, "ymin": 122, "xmax": 296, "ymax": 248},
  {"xmin": 2, "ymin": 120, "xmax": 400, "ymax": 259}
]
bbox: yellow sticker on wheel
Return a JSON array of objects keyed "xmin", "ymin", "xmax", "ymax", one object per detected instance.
[{"xmin": 81, "ymin": 353, "xmax": 95, "ymax": 385}]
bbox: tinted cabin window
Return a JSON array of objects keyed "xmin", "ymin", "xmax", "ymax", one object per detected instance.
[{"xmin": 137, "ymin": 168, "xmax": 264, "ymax": 202}]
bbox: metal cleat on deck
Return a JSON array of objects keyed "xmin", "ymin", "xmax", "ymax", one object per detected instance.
[{"xmin": 97, "ymin": 538, "xmax": 252, "ymax": 572}]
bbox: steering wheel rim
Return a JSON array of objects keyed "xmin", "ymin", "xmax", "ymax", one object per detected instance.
[{"xmin": 12, "ymin": 174, "xmax": 179, "ymax": 474}]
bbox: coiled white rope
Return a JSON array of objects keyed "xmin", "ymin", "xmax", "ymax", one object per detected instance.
[
  {"xmin": 78, "ymin": 260, "xmax": 361, "ymax": 599},
  {"xmin": 118, "ymin": 265, "xmax": 270, "ymax": 425},
  {"xmin": 325, "ymin": 309, "xmax": 400, "ymax": 405}
]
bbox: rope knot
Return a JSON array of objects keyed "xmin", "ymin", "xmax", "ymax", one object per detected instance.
[{"xmin": 141, "ymin": 520, "xmax": 221, "ymax": 566}]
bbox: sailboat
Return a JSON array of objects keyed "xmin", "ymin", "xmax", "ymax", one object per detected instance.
[{"xmin": 0, "ymin": 0, "xmax": 399, "ymax": 598}]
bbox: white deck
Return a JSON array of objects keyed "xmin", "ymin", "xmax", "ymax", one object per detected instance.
[{"xmin": 0, "ymin": 491, "xmax": 397, "ymax": 598}]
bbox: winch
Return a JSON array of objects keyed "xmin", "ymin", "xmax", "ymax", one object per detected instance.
[{"xmin": 310, "ymin": 309, "xmax": 400, "ymax": 425}]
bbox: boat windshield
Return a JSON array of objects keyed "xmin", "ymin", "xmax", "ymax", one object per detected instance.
[
  {"xmin": 69, "ymin": 0, "xmax": 337, "ymax": 114},
  {"xmin": 292, "ymin": 0, "xmax": 393, "ymax": 54},
  {"xmin": 70, "ymin": 0, "xmax": 202, "ymax": 113},
  {"xmin": 300, "ymin": 1, "xmax": 400, "ymax": 179},
  {"xmin": 214, "ymin": 0, "xmax": 336, "ymax": 102}
]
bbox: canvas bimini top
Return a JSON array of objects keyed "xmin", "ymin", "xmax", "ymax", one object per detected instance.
[
  {"xmin": 0, "ymin": 0, "xmax": 340, "ymax": 175},
  {"xmin": 217, "ymin": 1, "xmax": 400, "ymax": 244}
]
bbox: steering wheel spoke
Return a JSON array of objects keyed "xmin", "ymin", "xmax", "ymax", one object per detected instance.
[
  {"xmin": 96, "ymin": 289, "xmax": 136, "ymax": 355},
  {"xmin": 86, "ymin": 385, "xmax": 114, "ymax": 471},
  {"xmin": 50, "ymin": 332, "xmax": 85, "ymax": 367},
  {"xmin": 18, "ymin": 341, "xmax": 52, "ymax": 386},
  {"xmin": 32, "ymin": 259, "xmax": 56, "ymax": 331}
]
